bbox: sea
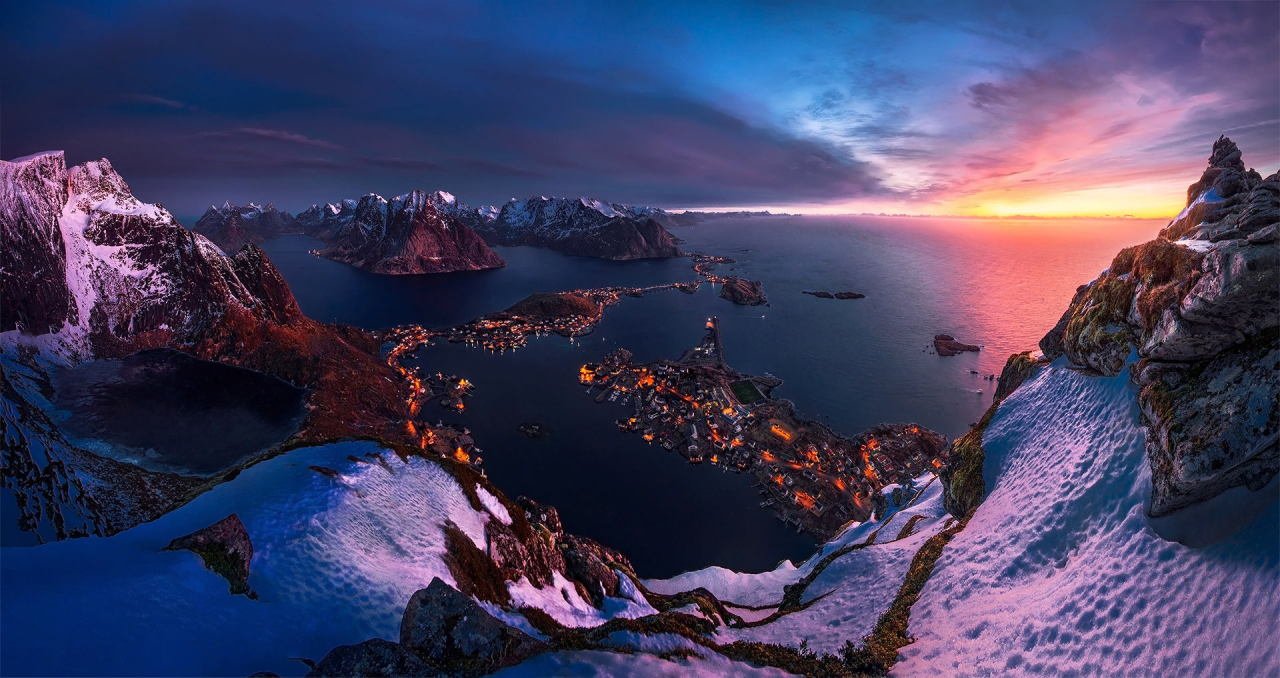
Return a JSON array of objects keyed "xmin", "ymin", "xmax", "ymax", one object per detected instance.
[{"xmin": 260, "ymin": 215, "xmax": 1162, "ymax": 578}]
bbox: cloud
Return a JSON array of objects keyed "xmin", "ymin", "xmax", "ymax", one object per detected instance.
[
  {"xmin": 127, "ymin": 94, "xmax": 198, "ymax": 111},
  {"xmin": 199, "ymin": 127, "xmax": 343, "ymax": 150},
  {"xmin": 1, "ymin": 0, "xmax": 1274, "ymax": 216}
]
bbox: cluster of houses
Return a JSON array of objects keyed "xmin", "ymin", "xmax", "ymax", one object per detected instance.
[{"xmin": 580, "ymin": 319, "xmax": 944, "ymax": 537}]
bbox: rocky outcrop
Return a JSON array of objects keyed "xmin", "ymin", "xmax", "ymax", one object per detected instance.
[
  {"xmin": 933, "ymin": 334, "xmax": 980, "ymax": 357},
  {"xmin": 310, "ymin": 190, "xmax": 504, "ymax": 275},
  {"xmin": 308, "ymin": 578, "xmax": 546, "ymax": 677},
  {"xmin": 478, "ymin": 196, "xmax": 681, "ymax": 260},
  {"xmin": 718, "ymin": 277, "xmax": 767, "ymax": 305},
  {"xmin": 307, "ymin": 638, "xmax": 431, "ymax": 677},
  {"xmin": 940, "ymin": 352, "xmax": 1045, "ymax": 518},
  {"xmin": 401, "ymin": 578, "xmax": 546, "ymax": 674},
  {"xmin": 164, "ymin": 514, "xmax": 256, "ymax": 597},
  {"xmin": 1039, "ymin": 137, "xmax": 1278, "ymax": 517},
  {"xmin": 193, "ymin": 202, "xmax": 299, "ymax": 253}
]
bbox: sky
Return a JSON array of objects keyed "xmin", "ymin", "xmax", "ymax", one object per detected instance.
[{"xmin": 2, "ymin": 1, "xmax": 1277, "ymax": 219}]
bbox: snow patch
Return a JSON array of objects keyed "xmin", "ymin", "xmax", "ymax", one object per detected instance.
[{"xmin": 476, "ymin": 485, "xmax": 512, "ymax": 525}]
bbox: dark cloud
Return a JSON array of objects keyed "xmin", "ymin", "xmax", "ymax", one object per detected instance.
[{"xmin": 1, "ymin": 0, "xmax": 1275, "ymax": 216}]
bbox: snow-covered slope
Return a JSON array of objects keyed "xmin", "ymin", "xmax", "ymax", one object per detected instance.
[
  {"xmin": 899, "ymin": 361, "xmax": 1279, "ymax": 676},
  {"xmin": 0, "ymin": 441, "xmax": 663, "ymax": 676}
]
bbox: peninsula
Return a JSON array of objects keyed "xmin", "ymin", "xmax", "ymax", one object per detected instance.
[{"xmin": 579, "ymin": 317, "xmax": 946, "ymax": 537}]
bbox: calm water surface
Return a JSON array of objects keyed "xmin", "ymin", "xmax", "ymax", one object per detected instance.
[{"xmin": 261, "ymin": 215, "xmax": 1161, "ymax": 577}]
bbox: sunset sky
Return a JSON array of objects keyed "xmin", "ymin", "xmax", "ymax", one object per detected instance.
[{"xmin": 3, "ymin": 1, "xmax": 1277, "ymax": 218}]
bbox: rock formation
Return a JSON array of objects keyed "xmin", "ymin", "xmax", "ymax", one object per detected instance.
[
  {"xmin": 1, "ymin": 151, "xmax": 410, "ymax": 541},
  {"xmin": 400, "ymin": 578, "xmax": 546, "ymax": 672},
  {"xmin": 803, "ymin": 290, "xmax": 865, "ymax": 300},
  {"xmin": 1036, "ymin": 136, "xmax": 1278, "ymax": 517},
  {"xmin": 164, "ymin": 514, "xmax": 256, "ymax": 597}
]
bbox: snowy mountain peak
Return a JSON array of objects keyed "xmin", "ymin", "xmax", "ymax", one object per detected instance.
[{"xmin": 7, "ymin": 149, "xmax": 65, "ymax": 165}]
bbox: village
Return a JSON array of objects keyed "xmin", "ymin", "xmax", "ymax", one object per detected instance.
[
  {"xmin": 378, "ymin": 281, "xmax": 701, "ymax": 470},
  {"xmin": 579, "ymin": 316, "xmax": 947, "ymax": 538}
]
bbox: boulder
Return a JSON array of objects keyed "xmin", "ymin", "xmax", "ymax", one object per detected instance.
[
  {"xmin": 933, "ymin": 334, "xmax": 981, "ymax": 357},
  {"xmin": 307, "ymin": 638, "xmax": 432, "ymax": 677},
  {"xmin": 399, "ymin": 578, "xmax": 545, "ymax": 674},
  {"xmin": 164, "ymin": 514, "xmax": 255, "ymax": 597}
]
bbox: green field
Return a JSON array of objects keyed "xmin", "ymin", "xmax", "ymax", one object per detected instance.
[{"xmin": 731, "ymin": 379, "xmax": 765, "ymax": 405}]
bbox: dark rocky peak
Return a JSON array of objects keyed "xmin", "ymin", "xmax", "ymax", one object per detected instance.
[
  {"xmin": 1163, "ymin": 136, "xmax": 1277, "ymax": 242},
  {"xmin": 1180, "ymin": 135, "xmax": 1264, "ymax": 214},
  {"xmin": 315, "ymin": 190, "xmax": 504, "ymax": 275},
  {"xmin": 1207, "ymin": 135, "xmax": 1245, "ymax": 172},
  {"xmin": 194, "ymin": 201, "xmax": 299, "ymax": 252},
  {"xmin": 231, "ymin": 244, "xmax": 303, "ymax": 324},
  {"xmin": 1, "ymin": 151, "xmax": 68, "ymax": 223},
  {"xmin": 483, "ymin": 195, "xmax": 681, "ymax": 260},
  {"xmin": 1, "ymin": 151, "xmax": 74, "ymax": 333}
]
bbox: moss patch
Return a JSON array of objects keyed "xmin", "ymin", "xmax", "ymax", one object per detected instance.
[{"xmin": 852, "ymin": 519, "xmax": 967, "ymax": 670}]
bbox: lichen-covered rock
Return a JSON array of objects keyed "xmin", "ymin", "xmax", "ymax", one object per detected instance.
[
  {"xmin": 1138, "ymin": 332, "xmax": 1279, "ymax": 516},
  {"xmin": 307, "ymin": 638, "xmax": 432, "ymax": 677},
  {"xmin": 561, "ymin": 534, "xmax": 630, "ymax": 607},
  {"xmin": 1036, "ymin": 136, "xmax": 1278, "ymax": 517},
  {"xmin": 399, "ymin": 578, "xmax": 545, "ymax": 675},
  {"xmin": 164, "ymin": 514, "xmax": 255, "ymax": 597}
]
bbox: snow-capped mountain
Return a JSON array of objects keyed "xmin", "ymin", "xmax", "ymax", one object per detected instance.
[
  {"xmin": 0, "ymin": 151, "xmax": 303, "ymax": 362},
  {"xmin": 298, "ymin": 189, "xmax": 504, "ymax": 274},
  {"xmin": 0, "ymin": 151, "xmax": 408, "ymax": 540},
  {"xmin": 193, "ymin": 201, "xmax": 299, "ymax": 253},
  {"xmin": 476, "ymin": 196, "xmax": 682, "ymax": 260}
]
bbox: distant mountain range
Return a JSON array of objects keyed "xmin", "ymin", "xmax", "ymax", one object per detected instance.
[{"xmin": 193, "ymin": 190, "xmax": 683, "ymax": 273}]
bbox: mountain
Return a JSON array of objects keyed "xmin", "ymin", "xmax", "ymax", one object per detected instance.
[
  {"xmin": 476, "ymin": 196, "xmax": 682, "ymax": 260},
  {"xmin": 295, "ymin": 136, "xmax": 1277, "ymax": 676},
  {"xmin": 296, "ymin": 190, "xmax": 505, "ymax": 274},
  {"xmin": 2, "ymin": 139, "xmax": 1274, "ymax": 677},
  {"xmin": 0, "ymin": 151, "xmax": 408, "ymax": 540},
  {"xmin": 193, "ymin": 202, "xmax": 300, "ymax": 252}
]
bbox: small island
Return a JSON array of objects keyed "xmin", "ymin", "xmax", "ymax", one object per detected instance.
[
  {"xmin": 802, "ymin": 290, "xmax": 865, "ymax": 300},
  {"xmin": 934, "ymin": 333, "xmax": 981, "ymax": 356},
  {"xmin": 518, "ymin": 422, "xmax": 549, "ymax": 438},
  {"xmin": 718, "ymin": 276, "xmax": 768, "ymax": 306}
]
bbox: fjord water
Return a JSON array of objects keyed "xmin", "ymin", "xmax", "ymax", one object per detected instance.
[{"xmin": 262, "ymin": 215, "xmax": 1161, "ymax": 577}]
